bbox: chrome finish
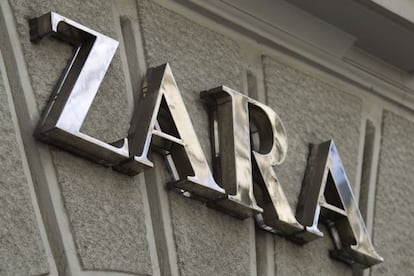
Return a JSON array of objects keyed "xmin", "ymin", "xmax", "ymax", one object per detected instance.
[
  {"xmin": 29, "ymin": 13, "xmax": 383, "ymax": 268},
  {"xmin": 202, "ymin": 86, "xmax": 303, "ymax": 233},
  {"xmin": 249, "ymin": 97, "xmax": 304, "ymax": 235},
  {"xmin": 118, "ymin": 63, "xmax": 226, "ymax": 199},
  {"xmin": 295, "ymin": 140, "xmax": 383, "ymax": 267},
  {"xmin": 30, "ymin": 12, "xmax": 147, "ymax": 171},
  {"xmin": 201, "ymin": 87, "xmax": 263, "ymax": 218}
]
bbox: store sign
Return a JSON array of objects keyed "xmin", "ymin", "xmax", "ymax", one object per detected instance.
[{"xmin": 30, "ymin": 12, "xmax": 383, "ymax": 267}]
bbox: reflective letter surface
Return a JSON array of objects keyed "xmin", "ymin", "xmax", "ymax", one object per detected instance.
[
  {"xmin": 120, "ymin": 64, "xmax": 225, "ymax": 199},
  {"xmin": 248, "ymin": 98, "xmax": 304, "ymax": 235},
  {"xmin": 296, "ymin": 140, "xmax": 383, "ymax": 267},
  {"xmin": 202, "ymin": 86, "xmax": 303, "ymax": 233},
  {"xmin": 201, "ymin": 87, "xmax": 263, "ymax": 218},
  {"xmin": 30, "ymin": 12, "xmax": 143, "ymax": 169}
]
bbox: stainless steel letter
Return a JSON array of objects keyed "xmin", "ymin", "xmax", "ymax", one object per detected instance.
[
  {"xmin": 248, "ymin": 97, "xmax": 304, "ymax": 235},
  {"xmin": 201, "ymin": 86, "xmax": 263, "ymax": 218},
  {"xmin": 118, "ymin": 64, "xmax": 226, "ymax": 199},
  {"xmin": 202, "ymin": 86, "xmax": 303, "ymax": 234},
  {"xmin": 29, "ymin": 14, "xmax": 383, "ymax": 268},
  {"xmin": 30, "ymin": 12, "xmax": 145, "ymax": 170},
  {"xmin": 295, "ymin": 140, "xmax": 383, "ymax": 267}
]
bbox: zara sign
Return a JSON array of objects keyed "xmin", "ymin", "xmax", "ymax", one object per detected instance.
[{"xmin": 29, "ymin": 12, "xmax": 383, "ymax": 267}]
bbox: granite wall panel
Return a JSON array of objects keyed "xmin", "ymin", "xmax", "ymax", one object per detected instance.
[
  {"xmin": 1, "ymin": 0, "xmax": 411, "ymax": 275},
  {"xmin": 0, "ymin": 53, "xmax": 49, "ymax": 275},
  {"xmin": 7, "ymin": 0, "xmax": 152, "ymax": 273},
  {"xmin": 137, "ymin": 1, "xmax": 253, "ymax": 275},
  {"xmin": 372, "ymin": 111, "xmax": 414, "ymax": 276},
  {"xmin": 263, "ymin": 56, "xmax": 362, "ymax": 276}
]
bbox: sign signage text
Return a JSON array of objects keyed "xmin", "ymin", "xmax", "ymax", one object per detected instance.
[{"xmin": 29, "ymin": 12, "xmax": 383, "ymax": 267}]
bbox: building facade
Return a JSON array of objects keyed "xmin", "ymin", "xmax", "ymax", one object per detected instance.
[{"xmin": 0, "ymin": 0, "xmax": 413, "ymax": 275}]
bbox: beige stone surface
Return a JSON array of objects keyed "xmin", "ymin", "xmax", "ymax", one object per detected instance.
[
  {"xmin": 372, "ymin": 111, "xmax": 414, "ymax": 275},
  {"xmin": 137, "ymin": 0, "xmax": 243, "ymax": 167},
  {"xmin": 2, "ymin": 0, "xmax": 412, "ymax": 275},
  {"xmin": 137, "ymin": 1, "xmax": 252, "ymax": 275},
  {"xmin": 8, "ymin": 0, "xmax": 152, "ymax": 273},
  {"xmin": 263, "ymin": 56, "xmax": 362, "ymax": 275},
  {"xmin": 0, "ymin": 56, "xmax": 49, "ymax": 275}
]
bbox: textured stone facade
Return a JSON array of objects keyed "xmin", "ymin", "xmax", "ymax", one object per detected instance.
[
  {"xmin": 0, "ymin": 50, "xmax": 49, "ymax": 276},
  {"xmin": 0, "ymin": 0, "xmax": 413, "ymax": 275},
  {"xmin": 373, "ymin": 111, "xmax": 414, "ymax": 276}
]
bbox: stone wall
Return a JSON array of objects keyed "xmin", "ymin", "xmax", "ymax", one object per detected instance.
[{"xmin": 0, "ymin": 0, "xmax": 412, "ymax": 275}]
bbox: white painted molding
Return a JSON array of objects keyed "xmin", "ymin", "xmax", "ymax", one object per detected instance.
[{"xmin": 368, "ymin": 0, "xmax": 414, "ymax": 24}]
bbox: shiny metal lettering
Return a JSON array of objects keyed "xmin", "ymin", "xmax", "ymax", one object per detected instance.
[
  {"xmin": 30, "ymin": 12, "xmax": 144, "ymax": 170},
  {"xmin": 201, "ymin": 87, "xmax": 263, "ymax": 217},
  {"xmin": 249, "ymin": 98, "xmax": 305, "ymax": 235},
  {"xmin": 295, "ymin": 140, "xmax": 383, "ymax": 267},
  {"xmin": 202, "ymin": 86, "xmax": 303, "ymax": 234},
  {"xmin": 30, "ymin": 12, "xmax": 382, "ymax": 268},
  {"xmin": 118, "ymin": 64, "xmax": 225, "ymax": 199}
]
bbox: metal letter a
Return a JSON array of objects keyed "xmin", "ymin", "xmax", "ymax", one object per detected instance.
[{"xmin": 295, "ymin": 140, "xmax": 383, "ymax": 267}]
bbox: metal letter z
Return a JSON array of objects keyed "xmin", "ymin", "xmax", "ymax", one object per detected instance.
[{"xmin": 30, "ymin": 12, "xmax": 144, "ymax": 170}]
